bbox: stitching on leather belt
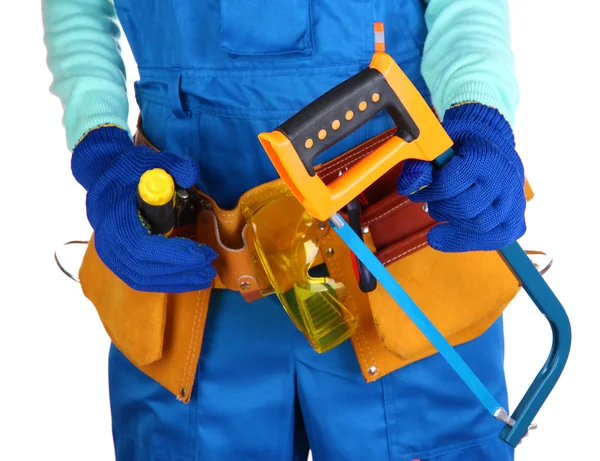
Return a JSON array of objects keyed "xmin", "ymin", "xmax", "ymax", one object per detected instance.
[
  {"xmin": 363, "ymin": 199, "xmax": 410, "ymax": 226},
  {"xmin": 323, "ymin": 233, "xmax": 377, "ymax": 372},
  {"xmin": 318, "ymin": 133, "xmax": 394, "ymax": 180},
  {"xmin": 179, "ymin": 290, "xmax": 204, "ymax": 400},
  {"xmin": 382, "ymin": 241, "xmax": 428, "ymax": 266}
]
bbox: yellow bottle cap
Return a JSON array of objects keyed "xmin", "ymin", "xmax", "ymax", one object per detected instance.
[{"xmin": 138, "ymin": 168, "xmax": 175, "ymax": 206}]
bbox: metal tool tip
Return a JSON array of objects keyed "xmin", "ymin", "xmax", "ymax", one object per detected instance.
[
  {"xmin": 329, "ymin": 214, "xmax": 344, "ymax": 229},
  {"xmin": 494, "ymin": 408, "xmax": 515, "ymax": 427}
]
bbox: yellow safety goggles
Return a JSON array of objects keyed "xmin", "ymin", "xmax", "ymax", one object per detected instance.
[{"xmin": 242, "ymin": 188, "xmax": 358, "ymax": 353}]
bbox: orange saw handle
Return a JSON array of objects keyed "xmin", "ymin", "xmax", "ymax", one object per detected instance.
[{"xmin": 258, "ymin": 52, "xmax": 453, "ymax": 222}]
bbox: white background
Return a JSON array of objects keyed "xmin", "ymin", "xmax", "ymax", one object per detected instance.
[{"xmin": 1, "ymin": 1, "xmax": 599, "ymax": 460}]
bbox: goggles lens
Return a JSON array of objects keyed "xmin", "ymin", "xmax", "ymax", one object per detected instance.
[{"xmin": 243, "ymin": 191, "xmax": 358, "ymax": 353}]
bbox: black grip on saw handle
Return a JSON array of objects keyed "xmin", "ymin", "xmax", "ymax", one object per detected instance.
[{"xmin": 278, "ymin": 68, "xmax": 420, "ymax": 176}]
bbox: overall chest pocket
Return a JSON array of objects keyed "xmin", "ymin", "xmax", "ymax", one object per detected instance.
[{"xmin": 220, "ymin": 0, "xmax": 313, "ymax": 56}]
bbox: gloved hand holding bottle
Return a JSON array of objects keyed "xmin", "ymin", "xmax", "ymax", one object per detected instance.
[
  {"xmin": 397, "ymin": 102, "xmax": 527, "ymax": 252},
  {"xmin": 71, "ymin": 125, "xmax": 217, "ymax": 293}
]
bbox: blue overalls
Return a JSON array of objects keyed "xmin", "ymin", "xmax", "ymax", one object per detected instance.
[{"xmin": 108, "ymin": 1, "xmax": 514, "ymax": 459}]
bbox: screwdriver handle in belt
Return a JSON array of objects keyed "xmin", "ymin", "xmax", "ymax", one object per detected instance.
[{"xmin": 137, "ymin": 168, "xmax": 176, "ymax": 236}]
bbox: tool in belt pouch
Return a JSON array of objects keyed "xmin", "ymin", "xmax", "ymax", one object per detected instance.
[{"xmin": 75, "ymin": 52, "xmax": 569, "ymax": 444}]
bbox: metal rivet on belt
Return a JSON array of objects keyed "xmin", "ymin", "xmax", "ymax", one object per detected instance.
[
  {"xmin": 422, "ymin": 203, "xmax": 429, "ymax": 213},
  {"xmin": 240, "ymin": 281, "xmax": 251, "ymax": 290},
  {"xmin": 318, "ymin": 221, "xmax": 327, "ymax": 231},
  {"xmin": 362, "ymin": 226, "xmax": 369, "ymax": 235},
  {"xmin": 177, "ymin": 189, "xmax": 190, "ymax": 200},
  {"xmin": 325, "ymin": 248, "xmax": 335, "ymax": 256},
  {"xmin": 368, "ymin": 366, "xmax": 378, "ymax": 376}
]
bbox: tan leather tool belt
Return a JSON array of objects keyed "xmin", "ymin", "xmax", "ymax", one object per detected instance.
[{"xmin": 78, "ymin": 122, "xmax": 531, "ymax": 402}]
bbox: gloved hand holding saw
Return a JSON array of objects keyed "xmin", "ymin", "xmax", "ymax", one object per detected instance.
[
  {"xmin": 397, "ymin": 102, "xmax": 527, "ymax": 252},
  {"xmin": 71, "ymin": 125, "xmax": 217, "ymax": 293}
]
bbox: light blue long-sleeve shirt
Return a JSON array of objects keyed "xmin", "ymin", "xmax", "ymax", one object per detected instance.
[{"xmin": 42, "ymin": 0, "xmax": 518, "ymax": 151}]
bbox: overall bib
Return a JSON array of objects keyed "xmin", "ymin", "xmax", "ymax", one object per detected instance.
[{"xmin": 108, "ymin": 1, "xmax": 514, "ymax": 459}]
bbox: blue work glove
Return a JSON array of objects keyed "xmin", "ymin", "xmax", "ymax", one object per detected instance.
[
  {"xmin": 72, "ymin": 125, "xmax": 217, "ymax": 292},
  {"xmin": 397, "ymin": 103, "xmax": 526, "ymax": 252}
]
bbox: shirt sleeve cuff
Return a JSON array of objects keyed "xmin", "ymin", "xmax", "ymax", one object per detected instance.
[
  {"xmin": 64, "ymin": 84, "xmax": 130, "ymax": 151},
  {"xmin": 440, "ymin": 81, "xmax": 517, "ymax": 127}
]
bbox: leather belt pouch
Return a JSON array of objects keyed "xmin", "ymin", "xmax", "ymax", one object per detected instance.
[{"xmin": 320, "ymin": 129, "xmax": 533, "ymax": 362}]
